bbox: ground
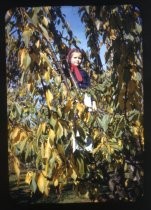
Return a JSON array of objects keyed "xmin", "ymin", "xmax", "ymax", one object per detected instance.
[{"xmin": 9, "ymin": 171, "xmax": 92, "ymax": 204}]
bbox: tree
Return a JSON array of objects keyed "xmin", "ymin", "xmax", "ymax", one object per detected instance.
[{"xmin": 6, "ymin": 5, "xmax": 144, "ymax": 203}]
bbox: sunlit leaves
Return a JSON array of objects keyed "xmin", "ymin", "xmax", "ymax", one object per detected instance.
[
  {"xmin": 64, "ymin": 99, "xmax": 73, "ymax": 113},
  {"xmin": 19, "ymin": 49, "xmax": 31, "ymax": 71},
  {"xmin": 10, "ymin": 126, "xmax": 28, "ymax": 145},
  {"xmin": 54, "ymin": 75, "xmax": 62, "ymax": 86},
  {"xmin": 31, "ymin": 7, "xmax": 41, "ymax": 26},
  {"xmin": 71, "ymin": 168, "xmax": 78, "ymax": 180},
  {"xmin": 40, "ymin": 52, "xmax": 53, "ymax": 69},
  {"xmin": 43, "ymin": 70, "xmax": 51, "ymax": 83},
  {"xmin": 84, "ymin": 111, "xmax": 91, "ymax": 123},
  {"xmin": 48, "ymin": 128, "xmax": 55, "ymax": 145},
  {"xmin": 37, "ymin": 171, "xmax": 50, "ymax": 195},
  {"xmin": 25, "ymin": 171, "xmax": 34, "ymax": 185},
  {"xmin": 54, "ymin": 178, "xmax": 59, "ymax": 187},
  {"xmin": 52, "ymin": 149, "xmax": 62, "ymax": 169},
  {"xmin": 37, "ymin": 122, "xmax": 46, "ymax": 139},
  {"xmin": 44, "ymin": 138, "xmax": 52, "ymax": 159},
  {"xmin": 42, "ymin": 16, "xmax": 49, "ymax": 27},
  {"xmin": 56, "ymin": 121, "xmax": 64, "ymax": 141},
  {"xmin": 39, "ymin": 24, "xmax": 50, "ymax": 40},
  {"xmin": 76, "ymin": 102, "xmax": 85, "ymax": 117},
  {"xmin": 60, "ymin": 83, "xmax": 68, "ymax": 99},
  {"xmin": 50, "ymin": 114, "xmax": 57, "ymax": 129},
  {"xmin": 45, "ymin": 89, "xmax": 53, "ymax": 110},
  {"xmin": 22, "ymin": 28, "xmax": 33, "ymax": 48}
]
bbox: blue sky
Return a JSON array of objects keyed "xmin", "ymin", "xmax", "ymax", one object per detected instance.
[
  {"xmin": 61, "ymin": 6, "xmax": 88, "ymax": 49},
  {"xmin": 60, "ymin": 6, "xmax": 106, "ymax": 68}
]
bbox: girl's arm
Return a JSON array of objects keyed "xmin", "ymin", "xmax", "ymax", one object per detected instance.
[{"xmin": 78, "ymin": 70, "xmax": 90, "ymax": 89}]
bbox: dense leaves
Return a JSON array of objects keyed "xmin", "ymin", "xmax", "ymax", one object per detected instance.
[{"xmin": 6, "ymin": 5, "xmax": 144, "ymax": 203}]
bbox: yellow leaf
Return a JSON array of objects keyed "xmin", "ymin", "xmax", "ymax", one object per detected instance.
[
  {"xmin": 41, "ymin": 122, "xmax": 46, "ymax": 133},
  {"xmin": 35, "ymin": 40, "xmax": 40, "ymax": 48},
  {"xmin": 46, "ymin": 89, "xmax": 53, "ymax": 110},
  {"xmin": 92, "ymin": 142, "xmax": 102, "ymax": 155},
  {"xmin": 19, "ymin": 131, "xmax": 27, "ymax": 141},
  {"xmin": 53, "ymin": 150, "xmax": 62, "ymax": 168},
  {"xmin": 11, "ymin": 127, "xmax": 20, "ymax": 140},
  {"xmin": 37, "ymin": 123, "xmax": 42, "ymax": 138},
  {"xmin": 20, "ymin": 49, "xmax": 31, "ymax": 71},
  {"xmin": 135, "ymin": 120, "xmax": 141, "ymax": 127},
  {"xmin": 61, "ymin": 83, "xmax": 68, "ymax": 99},
  {"xmin": 132, "ymin": 126, "xmax": 139, "ymax": 136},
  {"xmin": 64, "ymin": 100, "xmax": 73, "ymax": 113},
  {"xmin": 55, "ymin": 75, "xmax": 61, "ymax": 86},
  {"xmin": 56, "ymin": 122, "xmax": 63, "ymax": 140},
  {"xmin": 13, "ymin": 156, "xmax": 20, "ymax": 179},
  {"xmin": 57, "ymin": 144, "xmax": 65, "ymax": 155},
  {"xmin": 44, "ymin": 179, "xmax": 50, "ymax": 196},
  {"xmin": 48, "ymin": 128, "xmax": 55, "ymax": 144},
  {"xmin": 110, "ymin": 29, "xmax": 117, "ymax": 40},
  {"xmin": 41, "ymin": 142, "xmax": 45, "ymax": 158},
  {"xmin": 22, "ymin": 29, "xmax": 33, "ymax": 48},
  {"xmin": 39, "ymin": 24, "xmax": 50, "ymax": 40},
  {"xmin": 40, "ymin": 52, "xmax": 52, "ymax": 68},
  {"xmin": 37, "ymin": 172, "xmax": 45, "ymax": 193},
  {"xmin": 44, "ymin": 139, "xmax": 52, "ymax": 159},
  {"xmin": 42, "ymin": 16, "xmax": 49, "ymax": 27},
  {"xmin": 118, "ymin": 139, "xmax": 122, "ymax": 147},
  {"xmin": 31, "ymin": 7, "xmax": 40, "ymax": 26},
  {"xmin": 25, "ymin": 171, "xmax": 34, "ymax": 185},
  {"xmin": 44, "ymin": 71, "xmax": 50, "ymax": 83},
  {"xmin": 27, "ymin": 83, "xmax": 34, "ymax": 92},
  {"xmin": 54, "ymin": 179, "xmax": 59, "ymax": 187},
  {"xmin": 107, "ymin": 107, "xmax": 113, "ymax": 114},
  {"xmin": 57, "ymin": 107, "xmax": 62, "ymax": 117},
  {"xmin": 76, "ymin": 102, "xmax": 85, "ymax": 117},
  {"xmin": 93, "ymin": 128, "xmax": 100, "ymax": 140},
  {"xmin": 84, "ymin": 111, "xmax": 90, "ymax": 123},
  {"xmin": 71, "ymin": 169, "xmax": 77, "ymax": 180}
]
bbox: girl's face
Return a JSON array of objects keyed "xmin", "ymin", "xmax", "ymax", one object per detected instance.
[{"xmin": 70, "ymin": 52, "xmax": 82, "ymax": 66}]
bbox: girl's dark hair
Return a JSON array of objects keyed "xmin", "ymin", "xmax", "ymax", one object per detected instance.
[{"xmin": 66, "ymin": 48, "xmax": 83, "ymax": 64}]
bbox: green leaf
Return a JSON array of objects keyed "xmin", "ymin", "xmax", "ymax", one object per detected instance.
[
  {"xmin": 49, "ymin": 115, "xmax": 57, "ymax": 129},
  {"xmin": 77, "ymin": 157, "xmax": 85, "ymax": 177},
  {"xmin": 31, "ymin": 175, "xmax": 37, "ymax": 193},
  {"xmin": 39, "ymin": 24, "xmax": 50, "ymax": 40},
  {"xmin": 97, "ymin": 114, "xmax": 110, "ymax": 132},
  {"xmin": 31, "ymin": 7, "xmax": 41, "ymax": 26},
  {"xmin": 15, "ymin": 103, "xmax": 22, "ymax": 116},
  {"xmin": 135, "ymin": 23, "xmax": 142, "ymax": 34}
]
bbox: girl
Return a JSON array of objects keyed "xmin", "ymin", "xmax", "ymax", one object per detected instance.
[
  {"xmin": 63, "ymin": 49, "xmax": 94, "ymax": 153},
  {"xmin": 64, "ymin": 48, "xmax": 90, "ymax": 89}
]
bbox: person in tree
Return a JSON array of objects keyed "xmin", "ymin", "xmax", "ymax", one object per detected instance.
[
  {"xmin": 63, "ymin": 48, "xmax": 95, "ymax": 153},
  {"xmin": 64, "ymin": 48, "xmax": 90, "ymax": 89}
]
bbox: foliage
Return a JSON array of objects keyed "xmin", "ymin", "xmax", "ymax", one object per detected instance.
[{"xmin": 6, "ymin": 5, "xmax": 144, "ymax": 203}]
